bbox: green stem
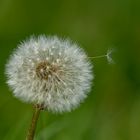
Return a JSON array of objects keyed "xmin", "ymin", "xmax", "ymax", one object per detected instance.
[{"xmin": 26, "ymin": 105, "xmax": 41, "ymax": 140}]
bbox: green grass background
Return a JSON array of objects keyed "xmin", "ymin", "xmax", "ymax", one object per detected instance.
[{"xmin": 0, "ymin": 0, "xmax": 140, "ymax": 140}]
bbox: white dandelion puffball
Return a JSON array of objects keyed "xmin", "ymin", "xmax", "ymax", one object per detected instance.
[{"xmin": 6, "ymin": 35, "xmax": 93, "ymax": 113}]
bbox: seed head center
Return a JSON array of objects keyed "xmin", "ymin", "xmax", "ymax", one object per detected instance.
[
  {"xmin": 36, "ymin": 61, "xmax": 50, "ymax": 80},
  {"xmin": 36, "ymin": 61, "xmax": 59, "ymax": 80}
]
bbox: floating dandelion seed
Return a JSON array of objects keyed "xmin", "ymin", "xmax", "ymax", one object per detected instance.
[
  {"xmin": 6, "ymin": 35, "xmax": 93, "ymax": 113},
  {"xmin": 89, "ymin": 48, "xmax": 114, "ymax": 64}
]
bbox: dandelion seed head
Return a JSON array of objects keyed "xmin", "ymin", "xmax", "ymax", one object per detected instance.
[{"xmin": 5, "ymin": 35, "xmax": 93, "ymax": 113}]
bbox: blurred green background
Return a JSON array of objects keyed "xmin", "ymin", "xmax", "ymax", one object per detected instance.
[{"xmin": 0, "ymin": 0, "xmax": 140, "ymax": 140}]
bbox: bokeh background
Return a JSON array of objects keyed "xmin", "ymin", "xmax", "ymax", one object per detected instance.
[{"xmin": 0, "ymin": 0, "xmax": 140, "ymax": 140}]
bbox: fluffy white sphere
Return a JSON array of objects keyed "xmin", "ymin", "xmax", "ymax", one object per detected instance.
[{"xmin": 6, "ymin": 35, "xmax": 93, "ymax": 113}]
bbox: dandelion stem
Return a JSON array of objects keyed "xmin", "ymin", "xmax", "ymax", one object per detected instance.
[{"xmin": 26, "ymin": 105, "xmax": 42, "ymax": 140}]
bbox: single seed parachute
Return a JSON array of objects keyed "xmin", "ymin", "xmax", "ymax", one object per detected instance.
[{"xmin": 6, "ymin": 35, "xmax": 93, "ymax": 113}]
